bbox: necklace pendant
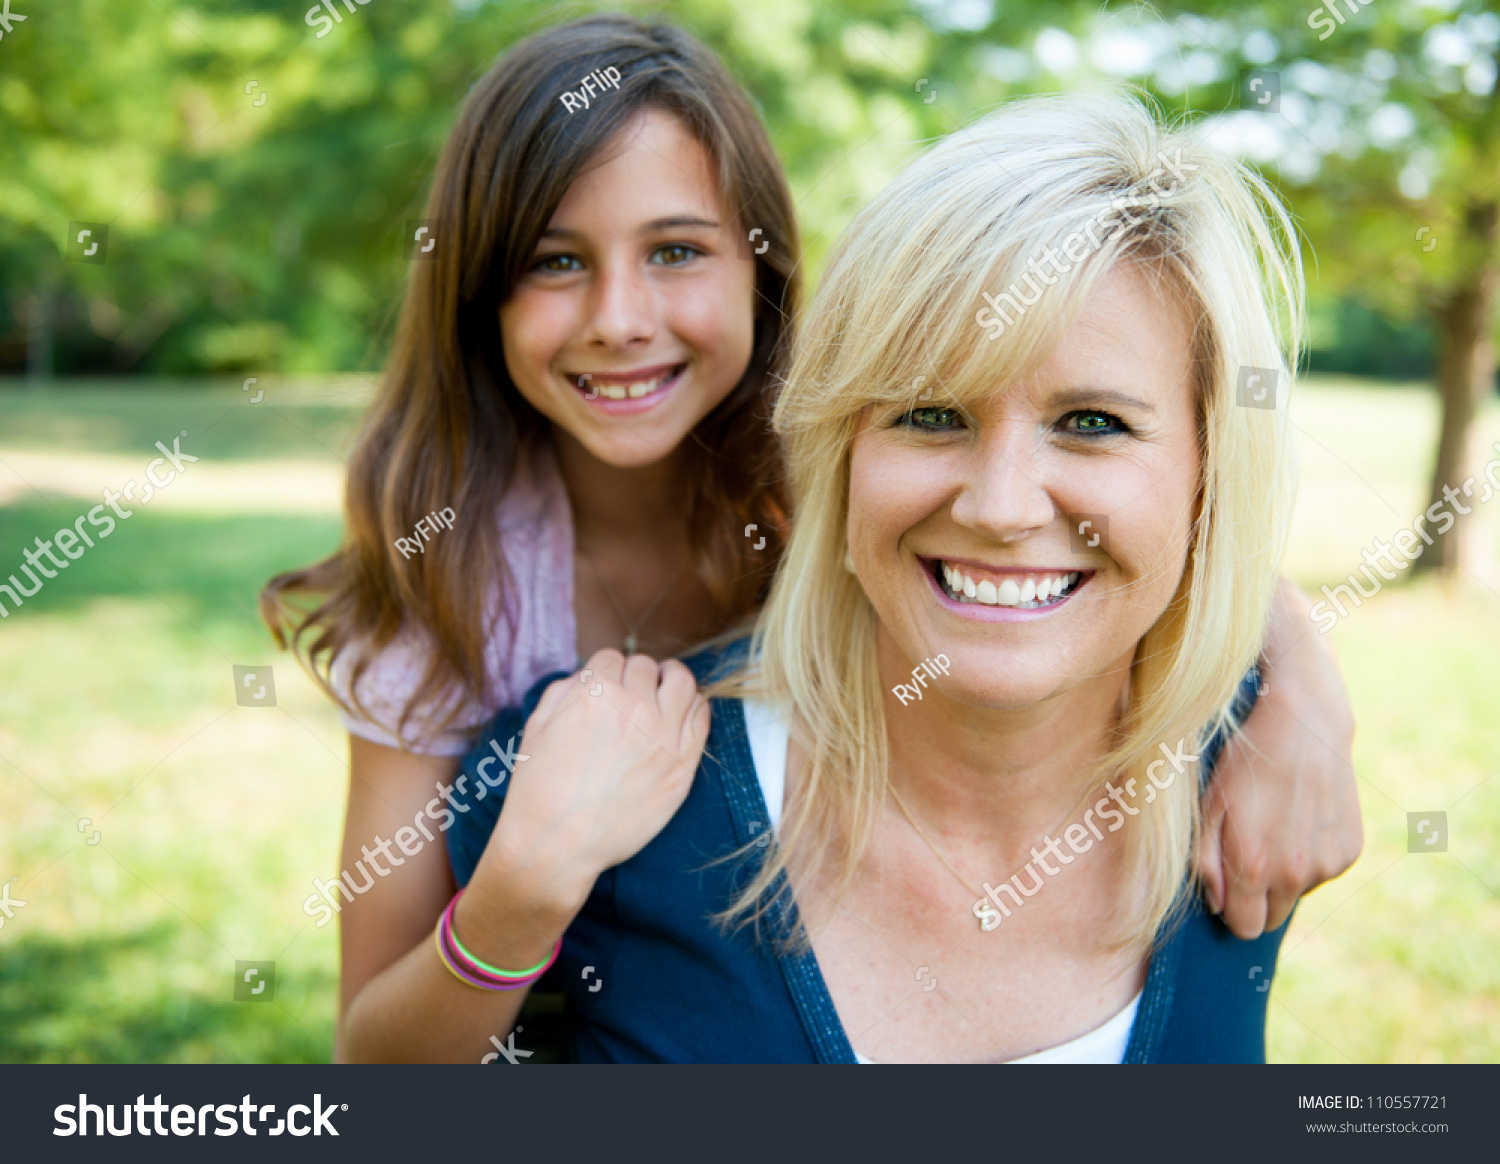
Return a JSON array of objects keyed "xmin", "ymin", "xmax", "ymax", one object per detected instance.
[{"xmin": 623, "ymin": 632, "xmax": 638, "ymax": 656}]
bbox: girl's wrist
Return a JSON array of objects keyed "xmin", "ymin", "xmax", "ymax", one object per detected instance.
[
  {"xmin": 451, "ymin": 867, "xmax": 578, "ymax": 977},
  {"xmin": 474, "ymin": 820, "xmax": 597, "ymax": 927}
]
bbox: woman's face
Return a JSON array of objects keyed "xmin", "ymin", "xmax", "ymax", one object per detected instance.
[
  {"xmin": 500, "ymin": 109, "xmax": 759, "ymax": 469},
  {"xmin": 847, "ymin": 262, "xmax": 1202, "ymax": 709}
]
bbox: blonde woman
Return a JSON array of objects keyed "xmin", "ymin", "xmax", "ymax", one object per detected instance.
[{"xmin": 425, "ymin": 94, "xmax": 1344, "ymax": 1062}]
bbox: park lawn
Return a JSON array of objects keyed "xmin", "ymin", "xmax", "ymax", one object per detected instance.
[
  {"xmin": 0, "ymin": 377, "xmax": 1496, "ymax": 1062},
  {"xmin": 0, "ymin": 380, "xmax": 358, "ymax": 1062}
]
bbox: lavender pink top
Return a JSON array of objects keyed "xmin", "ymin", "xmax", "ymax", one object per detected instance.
[{"xmin": 329, "ymin": 439, "xmax": 578, "ymax": 754}]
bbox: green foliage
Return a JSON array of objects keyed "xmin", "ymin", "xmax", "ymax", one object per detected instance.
[
  {"xmin": 1174, "ymin": 1, "xmax": 1499, "ymax": 319},
  {"xmin": 4, "ymin": 0, "xmax": 1468, "ymax": 376},
  {"xmin": 1308, "ymin": 295, "xmax": 1432, "ymax": 379},
  {"xmin": 0, "ymin": 0, "xmax": 975, "ymax": 375}
]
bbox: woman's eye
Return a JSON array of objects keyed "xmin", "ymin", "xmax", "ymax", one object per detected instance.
[
  {"xmin": 652, "ymin": 243, "xmax": 701, "ymax": 266},
  {"xmin": 534, "ymin": 254, "xmax": 583, "ymax": 274},
  {"xmin": 1060, "ymin": 410, "xmax": 1130, "ymax": 436},
  {"xmin": 896, "ymin": 406, "xmax": 965, "ymax": 431}
]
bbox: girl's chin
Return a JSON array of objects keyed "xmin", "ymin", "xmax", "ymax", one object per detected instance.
[{"xmin": 579, "ymin": 424, "xmax": 695, "ymax": 469}]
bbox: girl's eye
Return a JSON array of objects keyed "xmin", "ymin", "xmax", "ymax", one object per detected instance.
[
  {"xmin": 534, "ymin": 254, "xmax": 583, "ymax": 274},
  {"xmin": 1060, "ymin": 410, "xmax": 1130, "ymax": 436},
  {"xmin": 652, "ymin": 243, "xmax": 701, "ymax": 266},
  {"xmin": 895, "ymin": 406, "xmax": 965, "ymax": 431}
]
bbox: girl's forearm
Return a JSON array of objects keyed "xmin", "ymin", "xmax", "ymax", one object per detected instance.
[
  {"xmin": 341, "ymin": 862, "xmax": 580, "ymax": 1063},
  {"xmin": 341, "ymin": 929, "xmax": 532, "ymax": 1063}
]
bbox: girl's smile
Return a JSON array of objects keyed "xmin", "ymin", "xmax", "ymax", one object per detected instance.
[{"xmin": 567, "ymin": 361, "xmax": 688, "ymax": 414}]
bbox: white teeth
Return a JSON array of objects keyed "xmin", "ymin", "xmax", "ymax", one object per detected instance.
[
  {"xmin": 580, "ymin": 373, "xmax": 667, "ymax": 400},
  {"xmin": 939, "ymin": 562, "xmax": 1083, "ymax": 607}
]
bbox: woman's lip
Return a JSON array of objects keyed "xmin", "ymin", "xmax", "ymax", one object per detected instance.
[
  {"xmin": 924, "ymin": 556, "xmax": 1085, "ymax": 577},
  {"xmin": 921, "ymin": 558, "xmax": 1091, "ymax": 621}
]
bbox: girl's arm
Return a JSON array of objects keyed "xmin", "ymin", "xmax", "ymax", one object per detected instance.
[
  {"xmin": 338, "ymin": 651, "xmax": 709, "ymax": 1062},
  {"xmin": 1196, "ymin": 576, "xmax": 1363, "ymax": 939},
  {"xmin": 334, "ymin": 738, "xmax": 461, "ymax": 1060},
  {"xmin": 336, "ymin": 736, "xmax": 574, "ymax": 1063}
]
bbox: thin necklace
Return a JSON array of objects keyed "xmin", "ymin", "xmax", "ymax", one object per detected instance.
[
  {"xmin": 887, "ymin": 783, "xmax": 984, "ymax": 902},
  {"xmin": 891, "ymin": 784, "xmax": 1098, "ymax": 931},
  {"xmin": 579, "ymin": 546, "xmax": 688, "ymax": 656}
]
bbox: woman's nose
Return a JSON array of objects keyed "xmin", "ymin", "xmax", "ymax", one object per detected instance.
[{"xmin": 948, "ymin": 428, "xmax": 1056, "ymax": 543}]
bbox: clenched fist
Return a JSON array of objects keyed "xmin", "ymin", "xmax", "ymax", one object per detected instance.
[{"xmin": 477, "ymin": 649, "xmax": 712, "ymax": 918}]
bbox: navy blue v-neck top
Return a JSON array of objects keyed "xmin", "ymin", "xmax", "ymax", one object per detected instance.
[{"xmin": 446, "ymin": 639, "xmax": 1287, "ymax": 1063}]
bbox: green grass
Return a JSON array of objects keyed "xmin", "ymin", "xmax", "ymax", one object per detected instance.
[
  {"xmin": 0, "ymin": 377, "xmax": 1496, "ymax": 1062},
  {"xmin": 0, "ymin": 381, "xmax": 356, "ymax": 1062}
]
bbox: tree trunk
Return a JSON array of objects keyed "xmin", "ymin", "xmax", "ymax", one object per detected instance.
[{"xmin": 1414, "ymin": 200, "xmax": 1499, "ymax": 576}]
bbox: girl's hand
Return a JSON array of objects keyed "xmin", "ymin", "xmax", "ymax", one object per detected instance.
[
  {"xmin": 478, "ymin": 649, "xmax": 711, "ymax": 915},
  {"xmin": 1196, "ymin": 578, "xmax": 1362, "ymax": 939}
]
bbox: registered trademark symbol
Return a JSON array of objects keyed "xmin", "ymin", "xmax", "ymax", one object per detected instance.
[{"xmin": 341, "ymin": 1104, "xmax": 348, "ymax": 1110}]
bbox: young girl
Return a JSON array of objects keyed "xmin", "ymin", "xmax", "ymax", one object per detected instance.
[{"xmin": 260, "ymin": 14, "xmax": 1359, "ymax": 1061}]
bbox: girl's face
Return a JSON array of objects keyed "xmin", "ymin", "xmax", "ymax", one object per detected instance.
[
  {"xmin": 847, "ymin": 262, "xmax": 1202, "ymax": 709},
  {"xmin": 500, "ymin": 109, "xmax": 759, "ymax": 469}
]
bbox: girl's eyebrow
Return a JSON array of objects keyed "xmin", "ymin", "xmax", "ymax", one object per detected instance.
[
  {"xmin": 642, "ymin": 214, "xmax": 720, "ymax": 231},
  {"xmin": 540, "ymin": 215, "xmax": 721, "ymax": 242},
  {"xmin": 1050, "ymin": 387, "xmax": 1156, "ymax": 413}
]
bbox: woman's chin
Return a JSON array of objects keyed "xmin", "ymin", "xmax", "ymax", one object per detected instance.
[{"xmin": 905, "ymin": 669, "xmax": 1075, "ymax": 713}]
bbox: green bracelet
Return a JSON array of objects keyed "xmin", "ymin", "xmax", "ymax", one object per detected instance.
[{"xmin": 445, "ymin": 888, "xmax": 558, "ymax": 978}]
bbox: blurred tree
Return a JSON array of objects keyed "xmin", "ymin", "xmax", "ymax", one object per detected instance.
[
  {"xmin": 1306, "ymin": 295, "xmax": 1433, "ymax": 380},
  {"xmin": 1078, "ymin": 0, "xmax": 1500, "ymax": 574}
]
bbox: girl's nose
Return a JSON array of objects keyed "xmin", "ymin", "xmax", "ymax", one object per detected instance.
[{"xmin": 584, "ymin": 258, "xmax": 657, "ymax": 348}]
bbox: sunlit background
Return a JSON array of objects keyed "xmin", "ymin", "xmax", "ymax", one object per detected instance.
[{"xmin": 1, "ymin": 0, "xmax": 1497, "ymax": 1062}]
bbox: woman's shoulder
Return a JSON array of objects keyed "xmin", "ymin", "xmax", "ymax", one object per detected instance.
[
  {"xmin": 679, "ymin": 632, "xmax": 754, "ymax": 687},
  {"xmin": 445, "ymin": 636, "xmax": 760, "ymax": 894}
]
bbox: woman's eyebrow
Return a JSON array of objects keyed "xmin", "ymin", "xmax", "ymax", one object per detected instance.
[{"xmin": 1050, "ymin": 387, "xmax": 1156, "ymax": 412}]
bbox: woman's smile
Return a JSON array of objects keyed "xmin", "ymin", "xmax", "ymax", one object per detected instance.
[{"xmin": 923, "ymin": 555, "xmax": 1093, "ymax": 618}]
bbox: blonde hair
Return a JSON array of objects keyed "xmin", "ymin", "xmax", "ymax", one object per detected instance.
[{"xmin": 712, "ymin": 91, "xmax": 1304, "ymax": 953}]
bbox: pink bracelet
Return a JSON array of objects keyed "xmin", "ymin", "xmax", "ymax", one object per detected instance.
[{"xmin": 435, "ymin": 889, "xmax": 561, "ymax": 992}]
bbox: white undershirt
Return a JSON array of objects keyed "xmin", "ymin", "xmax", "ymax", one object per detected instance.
[{"xmin": 741, "ymin": 698, "xmax": 1140, "ymax": 1065}]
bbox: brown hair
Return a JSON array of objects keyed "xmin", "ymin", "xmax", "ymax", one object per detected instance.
[{"xmin": 260, "ymin": 13, "xmax": 800, "ymax": 743}]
